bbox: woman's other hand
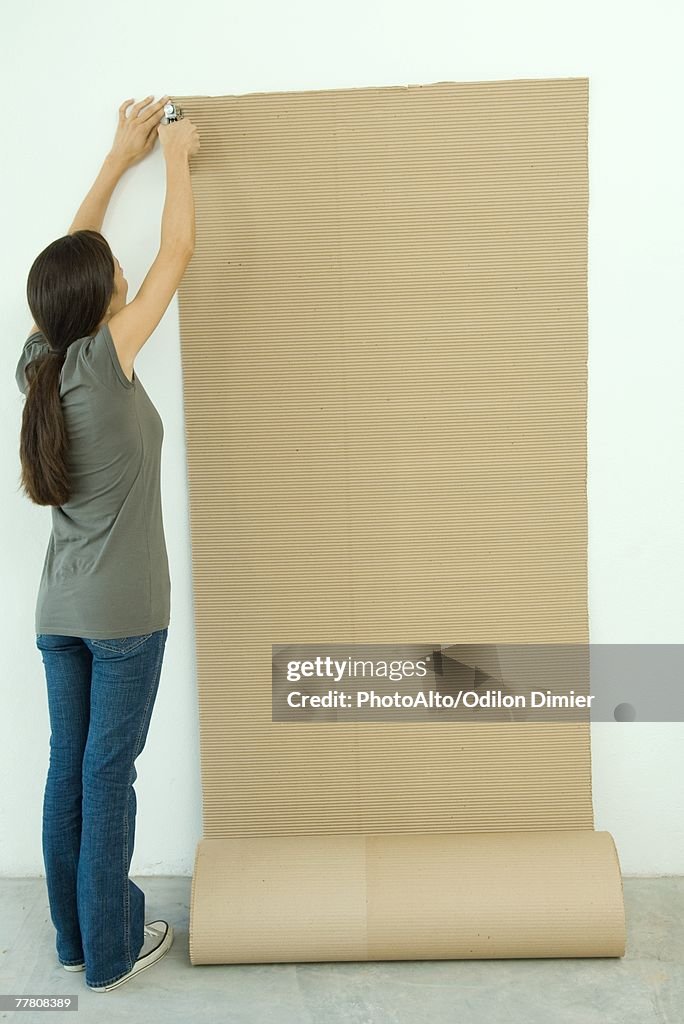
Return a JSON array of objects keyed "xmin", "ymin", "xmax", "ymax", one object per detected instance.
[
  {"xmin": 157, "ymin": 117, "xmax": 201, "ymax": 160},
  {"xmin": 109, "ymin": 95, "xmax": 170, "ymax": 169}
]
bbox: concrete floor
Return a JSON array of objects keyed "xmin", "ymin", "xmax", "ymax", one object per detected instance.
[{"xmin": 0, "ymin": 877, "xmax": 682, "ymax": 1023}]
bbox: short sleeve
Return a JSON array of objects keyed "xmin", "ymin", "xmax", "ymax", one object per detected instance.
[
  {"xmin": 16, "ymin": 331, "xmax": 50, "ymax": 395},
  {"xmin": 77, "ymin": 321, "xmax": 134, "ymax": 391}
]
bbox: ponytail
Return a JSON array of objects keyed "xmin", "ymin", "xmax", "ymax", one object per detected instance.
[
  {"xmin": 19, "ymin": 349, "xmax": 70, "ymax": 506},
  {"xmin": 18, "ymin": 229, "xmax": 115, "ymax": 506}
]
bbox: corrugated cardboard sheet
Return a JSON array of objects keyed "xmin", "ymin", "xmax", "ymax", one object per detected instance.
[{"xmin": 173, "ymin": 78, "xmax": 626, "ymax": 961}]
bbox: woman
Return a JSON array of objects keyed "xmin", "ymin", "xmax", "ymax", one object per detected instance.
[{"xmin": 15, "ymin": 95, "xmax": 200, "ymax": 992}]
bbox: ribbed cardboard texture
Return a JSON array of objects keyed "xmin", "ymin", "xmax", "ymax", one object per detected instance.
[{"xmin": 173, "ymin": 78, "xmax": 626, "ymax": 961}]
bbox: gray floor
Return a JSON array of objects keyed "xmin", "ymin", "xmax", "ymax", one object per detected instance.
[{"xmin": 0, "ymin": 877, "xmax": 682, "ymax": 1023}]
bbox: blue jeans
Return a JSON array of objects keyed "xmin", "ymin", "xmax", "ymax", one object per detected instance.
[{"xmin": 35, "ymin": 628, "xmax": 168, "ymax": 988}]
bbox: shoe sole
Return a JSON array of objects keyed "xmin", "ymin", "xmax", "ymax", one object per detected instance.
[
  {"xmin": 62, "ymin": 963, "xmax": 85, "ymax": 972},
  {"xmin": 86, "ymin": 921, "xmax": 174, "ymax": 992}
]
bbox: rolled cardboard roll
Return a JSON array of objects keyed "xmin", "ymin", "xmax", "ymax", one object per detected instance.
[{"xmin": 190, "ymin": 830, "xmax": 625, "ymax": 963}]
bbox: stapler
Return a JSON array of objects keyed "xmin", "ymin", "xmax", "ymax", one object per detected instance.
[{"xmin": 161, "ymin": 101, "xmax": 183, "ymax": 124}]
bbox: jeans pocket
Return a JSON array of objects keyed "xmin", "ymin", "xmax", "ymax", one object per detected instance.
[{"xmin": 88, "ymin": 633, "xmax": 154, "ymax": 655}]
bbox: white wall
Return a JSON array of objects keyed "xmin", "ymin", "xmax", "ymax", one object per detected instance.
[{"xmin": 2, "ymin": 0, "xmax": 682, "ymax": 878}]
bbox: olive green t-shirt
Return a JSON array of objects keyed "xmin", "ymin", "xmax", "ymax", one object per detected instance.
[{"xmin": 15, "ymin": 321, "xmax": 171, "ymax": 639}]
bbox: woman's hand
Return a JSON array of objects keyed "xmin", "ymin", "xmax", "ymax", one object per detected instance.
[
  {"xmin": 109, "ymin": 95, "xmax": 171, "ymax": 169},
  {"xmin": 157, "ymin": 117, "xmax": 201, "ymax": 160}
]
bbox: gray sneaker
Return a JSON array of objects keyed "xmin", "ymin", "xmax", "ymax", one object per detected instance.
[{"xmin": 86, "ymin": 921, "xmax": 174, "ymax": 992}]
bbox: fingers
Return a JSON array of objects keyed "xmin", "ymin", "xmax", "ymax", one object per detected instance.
[
  {"xmin": 129, "ymin": 94, "xmax": 170, "ymax": 123},
  {"xmin": 118, "ymin": 94, "xmax": 168, "ymax": 122},
  {"xmin": 139, "ymin": 94, "xmax": 171, "ymax": 124},
  {"xmin": 128, "ymin": 94, "xmax": 154, "ymax": 118}
]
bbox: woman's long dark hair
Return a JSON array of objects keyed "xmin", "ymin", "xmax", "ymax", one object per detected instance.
[{"xmin": 19, "ymin": 230, "xmax": 116, "ymax": 506}]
